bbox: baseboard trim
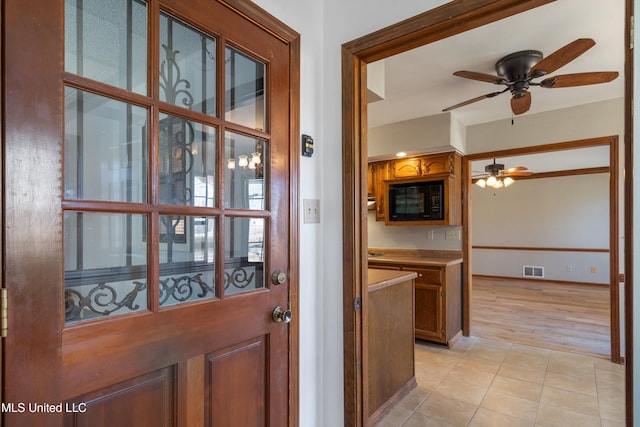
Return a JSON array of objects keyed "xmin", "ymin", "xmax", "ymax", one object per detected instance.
[
  {"xmin": 447, "ymin": 330, "xmax": 463, "ymax": 348},
  {"xmin": 368, "ymin": 377, "xmax": 417, "ymax": 426}
]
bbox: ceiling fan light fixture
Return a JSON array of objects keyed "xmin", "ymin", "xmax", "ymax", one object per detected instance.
[{"xmin": 475, "ymin": 160, "xmax": 531, "ymax": 190}]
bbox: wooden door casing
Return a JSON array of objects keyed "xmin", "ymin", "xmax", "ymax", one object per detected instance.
[{"xmin": 3, "ymin": 1, "xmax": 300, "ymax": 426}]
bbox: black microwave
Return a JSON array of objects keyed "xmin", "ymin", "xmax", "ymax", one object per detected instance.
[{"xmin": 388, "ymin": 180, "xmax": 444, "ymax": 221}]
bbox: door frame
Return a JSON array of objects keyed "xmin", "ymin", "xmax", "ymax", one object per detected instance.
[
  {"xmin": 341, "ymin": 0, "xmax": 633, "ymax": 425},
  {"xmin": 464, "ymin": 136, "xmax": 620, "ymax": 361}
]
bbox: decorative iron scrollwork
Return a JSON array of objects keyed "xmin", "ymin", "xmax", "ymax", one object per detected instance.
[
  {"xmin": 65, "ymin": 262, "xmax": 263, "ymax": 322},
  {"xmin": 159, "ymin": 44, "xmax": 194, "ymax": 108},
  {"xmin": 224, "ymin": 266, "xmax": 256, "ymax": 291},
  {"xmin": 65, "ymin": 281, "xmax": 147, "ymax": 322},
  {"xmin": 159, "ymin": 273, "xmax": 215, "ymax": 305}
]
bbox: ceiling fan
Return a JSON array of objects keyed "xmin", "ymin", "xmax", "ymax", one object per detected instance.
[
  {"xmin": 443, "ymin": 38, "xmax": 619, "ymax": 116},
  {"xmin": 474, "ymin": 159, "xmax": 533, "ymax": 189}
]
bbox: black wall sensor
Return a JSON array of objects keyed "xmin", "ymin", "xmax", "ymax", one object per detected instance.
[{"xmin": 302, "ymin": 134, "xmax": 314, "ymax": 157}]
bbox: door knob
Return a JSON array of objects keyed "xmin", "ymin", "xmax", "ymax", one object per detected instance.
[
  {"xmin": 272, "ymin": 306, "xmax": 292, "ymax": 323},
  {"xmin": 271, "ymin": 271, "xmax": 287, "ymax": 285}
]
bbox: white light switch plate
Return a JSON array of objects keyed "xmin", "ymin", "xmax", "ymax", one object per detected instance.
[{"xmin": 303, "ymin": 199, "xmax": 320, "ymax": 224}]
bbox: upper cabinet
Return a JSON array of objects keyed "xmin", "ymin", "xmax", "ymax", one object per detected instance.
[
  {"xmin": 390, "ymin": 157, "xmax": 422, "ymax": 178},
  {"xmin": 389, "ymin": 152, "xmax": 455, "ymax": 179},
  {"xmin": 367, "ymin": 163, "xmax": 375, "ymax": 197},
  {"xmin": 369, "ymin": 161, "xmax": 389, "ymax": 222},
  {"xmin": 368, "ymin": 152, "xmax": 462, "ymax": 226}
]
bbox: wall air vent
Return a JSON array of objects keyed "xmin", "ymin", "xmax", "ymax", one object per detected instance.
[{"xmin": 523, "ymin": 265, "xmax": 544, "ymax": 278}]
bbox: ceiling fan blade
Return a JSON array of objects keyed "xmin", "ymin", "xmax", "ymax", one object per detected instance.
[
  {"xmin": 510, "ymin": 91, "xmax": 531, "ymax": 115},
  {"xmin": 503, "ymin": 170, "xmax": 534, "ymax": 177},
  {"xmin": 503, "ymin": 166, "xmax": 529, "ymax": 173},
  {"xmin": 540, "ymin": 71, "xmax": 619, "ymax": 88},
  {"xmin": 453, "ymin": 71, "xmax": 507, "ymax": 84},
  {"xmin": 529, "ymin": 38, "xmax": 596, "ymax": 78},
  {"xmin": 442, "ymin": 90, "xmax": 507, "ymax": 112}
]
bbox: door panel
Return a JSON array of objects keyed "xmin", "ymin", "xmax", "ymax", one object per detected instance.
[
  {"xmin": 207, "ymin": 336, "xmax": 267, "ymax": 425},
  {"xmin": 414, "ymin": 284, "xmax": 443, "ymax": 341},
  {"xmin": 63, "ymin": 366, "xmax": 176, "ymax": 427},
  {"xmin": 3, "ymin": 0, "xmax": 296, "ymax": 425}
]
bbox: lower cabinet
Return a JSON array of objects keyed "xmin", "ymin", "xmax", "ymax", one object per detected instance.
[
  {"xmin": 411, "ymin": 265, "xmax": 462, "ymax": 345},
  {"xmin": 414, "ymin": 281, "xmax": 443, "ymax": 342},
  {"xmin": 370, "ymin": 262, "xmax": 462, "ymax": 346}
]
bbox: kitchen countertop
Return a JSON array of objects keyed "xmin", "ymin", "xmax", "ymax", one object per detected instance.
[
  {"xmin": 367, "ymin": 248, "xmax": 463, "ymax": 267},
  {"xmin": 368, "ymin": 269, "xmax": 418, "ymax": 292}
]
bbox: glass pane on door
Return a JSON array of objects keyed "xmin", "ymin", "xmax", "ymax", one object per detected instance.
[
  {"xmin": 65, "ymin": 0, "xmax": 147, "ymax": 94},
  {"xmin": 64, "ymin": 212, "xmax": 148, "ymax": 323},
  {"xmin": 159, "ymin": 114, "xmax": 217, "ymax": 207},
  {"xmin": 64, "ymin": 87, "xmax": 148, "ymax": 203},
  {"xmin": 224, "ymin": 217, "xmax": 265, "ymax": 296},
  {"xmin": 160, "ymin": 13, "xmax": 217, "ymax": 116},
  {"xmin": 159, "ymin": 215, "xmax": 216, "ymax": 307},
  {"xmin": 224, "ymin": 132, "xmax": 267, "ymax": 209},
  {"xmin": 225, "ymin": 46, "xmax": 266, "ymax": 130}
]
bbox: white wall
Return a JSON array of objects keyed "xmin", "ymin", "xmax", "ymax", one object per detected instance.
[
  {"xmin": 251, "ymin": 1, "xmax": 449, "ymax": 426},
  {"xmin": 472, "ymin": 173, "xmax": 610, "ymax": 283},
  {"xmin": 368, "ymin": 215, "xmax": 463, "ymax": 251},
  {"xmin": 368, "ymin": 113, "xmax": 461, "ymax": 160},
  {"xmin": 465, "ymin": 98, "xmax": 624, "ymax": 152}
]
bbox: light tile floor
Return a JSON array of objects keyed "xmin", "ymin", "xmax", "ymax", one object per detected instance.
[{"xmin": 373, "ymin": 336, "xmax": 625, "ymax": 427}]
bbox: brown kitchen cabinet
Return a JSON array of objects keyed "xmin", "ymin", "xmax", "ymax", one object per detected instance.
[
  {"xmin": 368, "ymin": 152, "xmax": 462, "ymax": 225},
  {"xmin": 390, "ymin": 157, "xmax": 422, "ymax": 178},
  {"xmin": 367, "ymin": 163, "xmax": 375, "ymax": 197},
  {"xmin": 370, "ymin": 161, "xmax": 388, "ymax": 221},
  {"xmin": 389, "ymin": 152, "xmax": 457, "ymax": 179},
  {"xmin": 369, "ymin": 254, "xmax": 462, "ymax": 346},
  {"xmin": 410, "ymin": 264, "xmax": 462, "ymax": 345}
]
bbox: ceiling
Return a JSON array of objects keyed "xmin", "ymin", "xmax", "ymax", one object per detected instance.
[
  {"xmin": 367, "ymin": 0, "xmax": 624, "ymax": 174},
  {"xmin": 367, "ymin": 0, "xmax": 625, "ymax": 129}
]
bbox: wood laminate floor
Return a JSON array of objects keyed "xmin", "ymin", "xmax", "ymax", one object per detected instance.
[{"xmin": 470, "ymin": 276, "xmax": 610, "ymax": 359}]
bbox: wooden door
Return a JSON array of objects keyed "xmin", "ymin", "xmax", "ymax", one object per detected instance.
[{"xmin": 3, "ymin": 0, "xmax": 297, "ymax": 425}]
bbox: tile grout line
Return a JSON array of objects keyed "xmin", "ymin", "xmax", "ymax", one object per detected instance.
[
  {"xmin": 464, "ymin": 339, "xmax": 496, "ymax": 426},
  {"xmin": 532, "ymin": 347, "xmax": 551, "ymax": 427}
]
